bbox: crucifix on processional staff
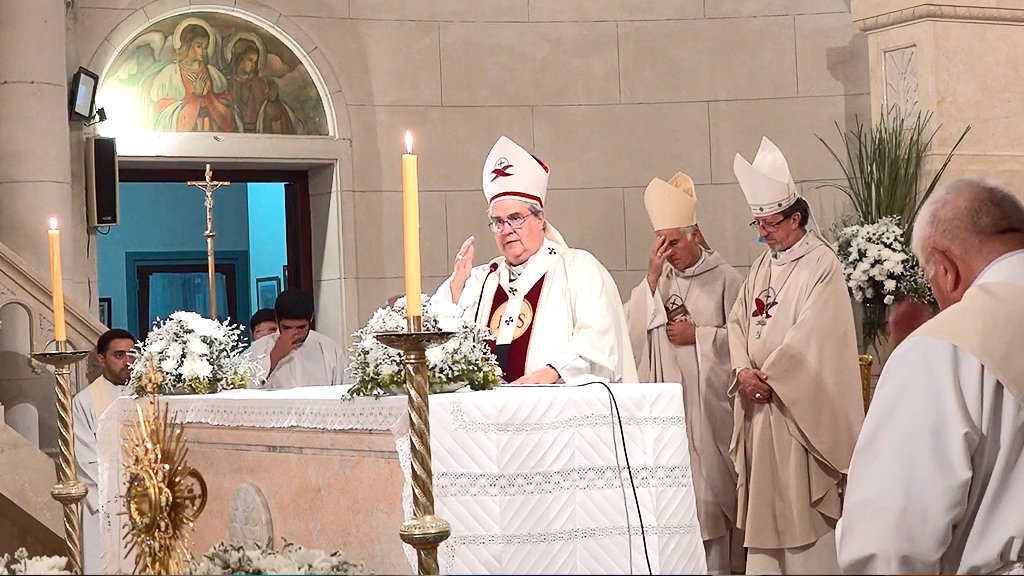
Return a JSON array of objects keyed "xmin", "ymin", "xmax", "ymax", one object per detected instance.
[{"xmin": 187, "ymin": 164, "xmax": 230, "ymax": 320}]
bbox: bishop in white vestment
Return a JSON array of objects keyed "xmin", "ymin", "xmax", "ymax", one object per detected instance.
[
  {"xmin": 436, "ymin": 135, "xmax": 637, "ymax": 385},
  {"xmin": 623, "ymin": 172, "xmax": 743, "ymax": 574},
  {"xmin": 838, "ymin": 179, "xmax": 1024, "ymax": 575},
  {"xmin": 72, "ymin": 329, "xmax": 136, "ymax": 575},
  {"xmin": 727, "ymin": 137, "xmax": 863, "ymax": 575}
]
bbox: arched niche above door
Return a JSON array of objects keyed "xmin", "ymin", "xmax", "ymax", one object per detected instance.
[{"xmin": 97, "ymin": 10, "xmax": 330, "ymax": 137}]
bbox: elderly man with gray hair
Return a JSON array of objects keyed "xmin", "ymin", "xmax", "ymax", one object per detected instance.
[
  {"xmin": 837, "ymin": 178, "xmax": 1024, "ymax": 575},
  {"xmin": 437, "ymin": 135, "xmax": 636, "ymax": 385}
]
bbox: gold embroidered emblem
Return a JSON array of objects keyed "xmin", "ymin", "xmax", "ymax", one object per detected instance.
[{"xmin": 489, "ymin": 299, "xmax": 535, "ymax": 340}]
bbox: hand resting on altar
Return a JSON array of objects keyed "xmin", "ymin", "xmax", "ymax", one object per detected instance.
[{"xmin": 505, "ymin": 364, "xmax": 560, "ymax": 385}]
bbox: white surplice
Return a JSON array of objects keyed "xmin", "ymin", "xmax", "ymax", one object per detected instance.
[
  {"xmin": 436, "ymin": 239, "xmax": 638, "ymax": 384},
  {"xmin": 838, "ymin": 250, "xmax": 1024, "ymax": 575},
  {"xmin": 247, "ymin": 330, "xmax": 345, "ymax": 389},
  {"xmin": 72, "ymin": 375, "xmax": 126, "ymax": 575}
]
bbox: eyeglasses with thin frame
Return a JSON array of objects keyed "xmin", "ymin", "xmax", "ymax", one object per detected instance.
[
  {"xmin": 749, "ymin": 216, "xmax": 789, "ymax": 232},
  {"xmin": 488, "ymin": 212, "xmax": 533, "ymax": 233}
]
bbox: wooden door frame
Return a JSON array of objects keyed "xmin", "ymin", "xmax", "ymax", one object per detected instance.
[{"xmin": 119, "ymin": 168, "xmax": 314, "ymax": 295}]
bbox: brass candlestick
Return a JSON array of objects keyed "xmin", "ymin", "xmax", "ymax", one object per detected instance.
[
  {"xmin": 375, "ymin": 317, "xmax": 453, "ymax": 576},
  {"xmin": 31, "ymin": 340, "xmax": 90, "ymax": 575},
  {"xmin": 187, "ymin": 164, "xmax": 229, "ymax": 320}
]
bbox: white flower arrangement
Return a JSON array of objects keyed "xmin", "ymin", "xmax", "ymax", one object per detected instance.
[
  {"xmin": 130, "ymin": 311, "xmax": 261, "ymax": 395},
  {"xmin": 835, "ymin": 216, "xmax": 931, "ymax": 306},
  {"xmin": 345, "ymin": 295, "xmax": 502, "ymax": 397},
  {"xmin": 0, "ymin": 549, "xmax": 69, "ymax": 575},
  {"xmin": 189, "ymin": 539, "xmax": 368, "ymax": 575}
]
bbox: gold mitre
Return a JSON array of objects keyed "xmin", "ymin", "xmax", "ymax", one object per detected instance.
[{"xmin": 644, "ymin": 172, "xmax": 697, "ymax": 231}]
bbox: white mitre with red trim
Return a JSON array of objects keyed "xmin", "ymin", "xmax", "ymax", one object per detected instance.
[
  {"xmin": 482, "ymin": 135, "xmax": 550, "ymax": 208},
  {"xmin": 481, "ymin": 135, "xmax": 567, "ymax": 246}
]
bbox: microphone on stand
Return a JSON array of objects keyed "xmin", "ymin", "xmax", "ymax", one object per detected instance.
[{"xmin": 473, "ymin": 262, "xmax": 500, "ymax": 323}]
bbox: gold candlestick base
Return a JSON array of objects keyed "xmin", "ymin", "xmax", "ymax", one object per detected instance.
[
  {"xmin": 375, "ymin": 326, "xmax": 454, "ymax": 576},
  {"xmin": 32, "ymin": 343, "xmax": 91, "ymax": 575}
]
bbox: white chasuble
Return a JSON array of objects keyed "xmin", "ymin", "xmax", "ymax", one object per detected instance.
[
  {"xmin": 437, "ymin": 239, "xmax": 638, "ymax": 384},
  {"xmin": 726, "ymin": 231, "xmax": 864, "ymax": 551},
  {"xmin": 838, "ymin": 251, "xmax": 1024, "ymax": 575},
  {"xmin": 624, "ymin": 250, "xmax": 742, "ymax": 542}
]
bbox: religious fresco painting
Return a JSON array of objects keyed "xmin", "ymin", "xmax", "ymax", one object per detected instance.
[{"xmin": 98, "ymin": 12, "xmax": 328, "ymax": 135}]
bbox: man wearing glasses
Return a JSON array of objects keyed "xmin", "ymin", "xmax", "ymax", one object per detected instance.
[
  {"xmin": 726, "ymin": 137, "xmax": 863, "ymax": 574},
  {"xmin": 435, "ymin": 135, "xmax": 636, "ymax": 385},
  {"xmin": 623, "ymin": 171, "xmax": 744, "ymax": 575}
]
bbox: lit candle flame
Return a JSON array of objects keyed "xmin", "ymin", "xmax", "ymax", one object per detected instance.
[
  {"xmin": 405, "ymin": 130, "xmax": 413, "ymax": 154},
  {"xmin": 49, "ymin": 217, "xmax": 58, "ymax": 230}
]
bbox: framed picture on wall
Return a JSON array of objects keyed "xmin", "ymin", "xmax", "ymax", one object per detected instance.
[
  {"xmin": 98, "ymin": 297, "xmax": 112, "ymax": 328},
  {"xmin": 256, "ymin": 276, "xmax": 282, "ymax": 310}
]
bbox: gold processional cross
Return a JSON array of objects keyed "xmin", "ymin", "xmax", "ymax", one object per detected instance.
[{"xmin": 187, "ymin": 164, "xmax": 230, "ymax": 320}]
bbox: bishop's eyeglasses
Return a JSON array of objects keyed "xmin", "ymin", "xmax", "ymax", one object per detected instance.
[
  {"xmin": 749, "ymin": 216, "xmax": 788, "ymax": 232},
  {"xmin": 488, "ymin": 213, "xmax": 533, "ymax": 233}
]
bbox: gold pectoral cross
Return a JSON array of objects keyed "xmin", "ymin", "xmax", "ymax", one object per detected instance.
[{"xmin": 186, "ymin": 164, "xmax": 230, "ymax": 320}]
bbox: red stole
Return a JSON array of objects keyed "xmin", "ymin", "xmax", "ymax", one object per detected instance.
[{"xmin": 487, "ymin": 275, "xmax": 546, "ymax": 382}]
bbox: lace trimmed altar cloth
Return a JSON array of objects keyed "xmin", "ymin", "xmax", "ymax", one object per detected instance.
[{"xmin": 97, "ymin": 383, "xmax": 705, "ymax": 574}]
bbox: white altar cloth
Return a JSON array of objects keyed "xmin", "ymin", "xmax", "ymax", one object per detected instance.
[{"xmin": 98, "ymin": 383, "xmax": 705, "ymax": 574}]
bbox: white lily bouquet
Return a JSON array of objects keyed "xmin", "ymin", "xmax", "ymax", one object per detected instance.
[
  {"xmin": 130, "ymin": 311, "xmax": 261, "ymax": 396},
  {"xmin": 836, "ymin": 216, "xmax": 933, "ymax": 349},
  {"xmin": 835, "ymin": 216, "xmax": 931, "ymax": 306},
  {"xmin": 0, "ymin": 549, "xmax": 69, "ymax": 575},
  {"xmin": 345, "ymin": 295, "xmax": 502, "ymax": 397},
  {"xmin": 189, "ymin": 539, "xmax": 367, "ymax": 575}
]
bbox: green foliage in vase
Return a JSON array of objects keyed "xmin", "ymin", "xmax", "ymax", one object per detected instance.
[{"xmin": 817, "ymin": 106, "xmax": 970, "ymax": 244}]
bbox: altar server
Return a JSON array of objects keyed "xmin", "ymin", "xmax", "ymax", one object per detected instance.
[
  {"xmin": 838, "ymin": 178, "xmax": 1024, "ymax": 575},
  {"xmin": 248, "ymin": 289, "xmax": 345, "ymax": 388},
  {"xmin": 726, "ymin": 137, "xmax": 863, "ymax": 574},
  {"xmin": 73, "ymin": 328, "xmax": 136, "ymax": 575},
  {"xmin": 623, "ymin": 172, "xmax": 744, "ymax": 574},
  {"xmin": 436, "ymin": 135, "xmax": 637, "ymax": 384}
]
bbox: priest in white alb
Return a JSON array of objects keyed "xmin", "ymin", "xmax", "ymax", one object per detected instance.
[
  {"xmin": 727, "ymin": 137, "xmax": 864, "ymax": 574},
  {"xmin": 435, "ymin": 135, "xmax": 637, "ymax": 384},
  {"xmin": 72, "ymin": 328, "xmax": 137, "ymax": 575},
  {"xmin": 248, "ymin": 289, "xmax": 345, "ymax": 388},
  {"xmin": 623, "ymin": 172, "xmax": 743, "ymax": 574},
  {"xmin": 837, "ymin": 178, "xmax": 1024, "ymax": 575}
]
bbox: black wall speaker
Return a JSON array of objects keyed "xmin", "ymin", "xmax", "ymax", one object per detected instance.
[{"xmin": 85, "ymin": 136, "xmax": 119, "ymax": 227}]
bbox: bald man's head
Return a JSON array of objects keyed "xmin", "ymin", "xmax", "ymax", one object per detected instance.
[{"xmin": 911, "ymin": 178, "xmax": 1024, "ymax": 308}]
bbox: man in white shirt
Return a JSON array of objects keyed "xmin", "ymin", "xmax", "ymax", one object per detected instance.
[
  {"xmin": 247, "ymin": 289, "xmax": 345, "ymax": 388},
  {"xmin": 72, "ymin": 328, "xmax": 136, "ymax": 575},
  {"xmin": 838, "ymin": 178, "xmax": 1024, "ymax": 575},
  {"xmin": 436, "ymin": 135, "xmax": 636, "ymax": 385}
]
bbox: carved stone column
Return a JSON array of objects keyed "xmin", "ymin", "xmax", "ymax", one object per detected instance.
[
  {"xmin": 0, "ymin": 0, "xmax": 77, "ymax": 286},
  {"xmin": 852, "ymin": 0, "xmax": 1024, "ymax": 196}
]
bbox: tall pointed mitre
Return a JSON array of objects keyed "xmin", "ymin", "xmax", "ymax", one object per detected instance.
[
  {"xmin": 644, "ymin": 172, "xmax": 697, "ymax": 231},
  {"xmin": 733, "ymin": 136, "xmax": 799, "ymax": 216},
  {"xmin": 482, "ymin": 135, "xmax": 550, "ymax": 208},
  {"xmin": 482, "ymin": 135, "xmax": 567, "ymax": 246}
]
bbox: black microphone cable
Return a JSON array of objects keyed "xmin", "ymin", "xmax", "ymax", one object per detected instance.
[
  {"xmin": 472, "ymin": 262, "xmax": 500, "ymax": 323},
  {"xmin": 508, "ymin": 380, "xmax": 653, "ymax": 574}
]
